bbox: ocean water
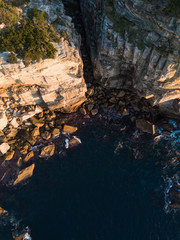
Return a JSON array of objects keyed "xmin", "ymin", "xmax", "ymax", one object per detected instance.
[{"xmin": 0, "ymin": 119, "xmax": 180, "ymax": 240}]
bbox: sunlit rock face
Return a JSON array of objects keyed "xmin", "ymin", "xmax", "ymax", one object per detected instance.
[
  {"xmin": 80, "ymin": 0, "xmax": 180, "ymax": 117},
  {"xmin": 0, "ymin": 0, "xmax": 87, "ymax": 130}
]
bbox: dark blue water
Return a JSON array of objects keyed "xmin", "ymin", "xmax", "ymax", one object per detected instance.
[{"xmin": 0, "ymin": 121, "xmax": 180, "ymax": 240}]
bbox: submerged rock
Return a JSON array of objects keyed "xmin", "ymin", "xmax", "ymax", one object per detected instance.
[{"xmin": 13, "ymin": 164, "xmax": 35, "ymax": 185}]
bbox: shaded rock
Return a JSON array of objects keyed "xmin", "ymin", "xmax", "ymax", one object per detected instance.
[
  {"xmin": 46, "ymin": 111, "xmax": 56, "ymax": 121},
  {"xmin": 109, "ymin": 97, "xmax": 116, "ymax": 103},
  {"xmin": 23, "ymin": 151, "xmax": 34, "ymax": 162},
  {"xmin": 40, "ymin": 144, "xmax": 55, "ymax": 158},
  {"xmin": 5, "ymin": 127, "xmax": 18, "ymax": 139},
  {"xmin": 5, "ymin": 150, "xmax": 15, "ymax": 161},
  {"xmin": 41, "ymin": 131, "xmax": 51, "ymax": 140},
  {"xmin": 31, "ymin": 117, "xmax": 45, "ymax": 128},
  {"xmin": 117, "ymin": 91, "xmax": 125, "ymax": 98},
  {"xmin": 13, "ymin": 163, "xmax": 35, "ymax": 185},
  {"xmin": 87, "ymin": 88, "xmax": 94, "ymax": 96},
  {"xmin": 0, "ymin": 143, "xmax": 10, "ymax": 155},
  {"xmin": 80, "ymin": 107, "xmax": 87, "ymax": 115},
  {"xmin": 91, "ymin": 108, "xmax": 98, "ymax": 115},
  {"xmin": 68, "ymin": 136, "xmax": 81, "ymax": 148},
  {"xmin": 118, "ymin": 101, "xmax": 125, "ymax": 106},
  {"xmin": 136, "ymin": 119, "xmax": 156, "ymax": 134},
  {"xmin": 63, "ymin": 125, "xmax": 78, "ymax": 134},
  {"xmin": 87, "ymin": 103, "xmax": 94, "ymax": 111},
  {"xmin": 122, "ymin": 108, "xmax": 129, "ymax": 116}
]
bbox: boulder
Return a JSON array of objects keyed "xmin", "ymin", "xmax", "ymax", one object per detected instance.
[
  {"xmin": 63, "ymin": 125, "xmax": 78, "ymax": 134},
  {"xmin": 17, "ymin": 157, "xmax": 22, "ymax": 167},
  {"xmin": 5, "ymin": 150, "xmax": 15, "ymax": 161},
  {"xmin": 23, "ymin": 151, "xmax": 34, "ymax": 162},
  {"xmin": 109, "ymin": 97, "xmax": 116, "ymax": 104},
  {"xmin": 117, "ymin": 91, "xmax": 125, "ymax": 98},
  {"xmin": 69, "ymin": 136, "xmax": 81, "ymax": 148},
  {"xmin": 41, "ymin": 131, "xmax": 51, "ymax": 140},
  {"xmin": 52, "ymin": 128, "xmax": 60, "ymax": 137},
  {"xmin": 40, "ymin": 144, "xmax": 55, "ymax": 158},
  {"xmin": 13, "ymin": 164, "xmax": 35, "ymax": 185},
  {"xmin": 5, "ymin": 127, "xmax": 18, "ymax": 139},
  {"xmin": 31, "ymin": 117, "xmax": 45, "ymax": 128},
  {"xmin": 0, "ymin": 110, "xmax": 8, "ymax": 131},
  {"xmin": 87, "ymin": 104, "xmax": 94, "ymax": 111},
  {"xmin": 87, "ymin": 88, "xmax": 94, "ymax": 96},
  {"xmin": 0, "ymin": 143, "xmax": 10, "ymax": 155},
  {"xmin": 80, "ymin": 107, "xmax": 87, "ymax": 115},
  {"xmin": 31, "ymin": 127, "xmax": 40, "ymax": 138},
  {"xmin": 136, "ymin": 119, "xmax": 156, "ymax": 134},
  {"xmin": 91, "ymin": 109, "xmax": 98, "ymax": 115}
]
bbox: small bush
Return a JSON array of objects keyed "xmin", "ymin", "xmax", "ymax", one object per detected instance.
[
  {"xmin": 27, "ymin": 8, "xmax": 46, "ymax": 22},
  {"xmin": 0, "ymin": 20, "xmax": 57, "ymax": 64},
  {"xmin": 8, "ymin": 52, "xmax": 17, "ymax": 63},
  {"xmin": 0, "ymin": 0, "xmax": 20, "ymax": 26}
]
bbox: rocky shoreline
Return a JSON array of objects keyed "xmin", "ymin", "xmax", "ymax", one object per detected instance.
[{"xmin": 0, "ymin": 83, "xmax": 179, "ymax": 187}]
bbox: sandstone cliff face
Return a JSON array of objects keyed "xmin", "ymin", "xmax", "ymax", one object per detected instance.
[
  {"xmin": 0, "ymin": 0, "xmax": 87, "ymax": 131},
  {"xmin": 81, "ymin": 0, "xmax": 180, "ymax": 117}
]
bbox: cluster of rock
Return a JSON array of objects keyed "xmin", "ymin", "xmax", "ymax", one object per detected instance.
[
  {"xmin": 80, "ymin": 0, "xmax": 180, "ymax": 118},
  {"xmin": 80, "ymin": 83, "xmax": 157, "ymax": 134},
  {"xmin": 0, "ymin": 0, "xmax": 87, "ymax": 138},
  {"xmin": 0, "ymin": 107, "xmax": 81, "ymax": 186}
]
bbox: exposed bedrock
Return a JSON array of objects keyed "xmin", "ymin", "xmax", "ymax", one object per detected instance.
[{"xmin": 80, "ymin": 0, "xmax": 180, "ymax": 118}]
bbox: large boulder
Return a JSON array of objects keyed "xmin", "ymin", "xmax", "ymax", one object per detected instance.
[
  {"xmin": 13, "ymin": 164, "xmax": 35, "ymax": 185},
  {"xmin": 40, "ymin": 144, "xmax": 55, "ymax": 158},
  {"xmin": 136, "ymin": 119, "xmax": 156, "ymax": 134}
]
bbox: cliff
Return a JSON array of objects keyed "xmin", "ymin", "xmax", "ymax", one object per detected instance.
[
  {"xmin": 80, "ymin": 0, "xmax": 180, "ymax": 117},
  {"xmin": 0, "ymin": 0, "xmax": 87, "ymax": 131}
]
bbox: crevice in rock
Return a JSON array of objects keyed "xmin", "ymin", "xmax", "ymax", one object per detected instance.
[{"xmin": 61, "ymin": 0, "xmax": 94, "ymax": 84}]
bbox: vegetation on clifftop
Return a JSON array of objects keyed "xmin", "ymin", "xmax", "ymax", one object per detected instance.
[
  {"xmin": 0, "ymin": 2, "xmax": 63, "ymax": 65},
  {"xmin": 0, "ymin": 0, "xmax": 20, "ymax": 26}
]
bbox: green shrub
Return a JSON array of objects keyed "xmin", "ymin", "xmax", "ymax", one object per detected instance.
[
  {"xmin": 3, "ymin": 0, "xmax": 30, "ymax": 7},
  {"xmin": 0, "ymin": 0, "xmax": 20, "ymax": 26},
  {"xmin": 27, "ymin": 8, "xmax": 47, "ymax": 22},
  {"xmin": 8, "ymin": 52, "xmax": 18, "ymax": 63},
  {"xmin": 164, "ymin": 0, "xmax": 180, "ymax": 18},
  {"xmin": 0, "ymin": 20, "xmax": 57, "ymax": 64}
]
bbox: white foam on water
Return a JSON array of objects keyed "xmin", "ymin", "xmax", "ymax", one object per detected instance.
[{"xmin": 23, "ymin": 232, "xmax": 32, "ymax": 240}]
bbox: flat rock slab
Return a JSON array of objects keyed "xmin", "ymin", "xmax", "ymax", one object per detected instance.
[
  {"xmin": 13, "ymin": 164, "xmax": 35, "ymax": 185},
  {"xmin": 63, "ymin": 125, "xmax": 78, "ymax": 134},
  {"xmin": 136, "ymin": 119, "xmax": 155, "ymax": 134}
]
